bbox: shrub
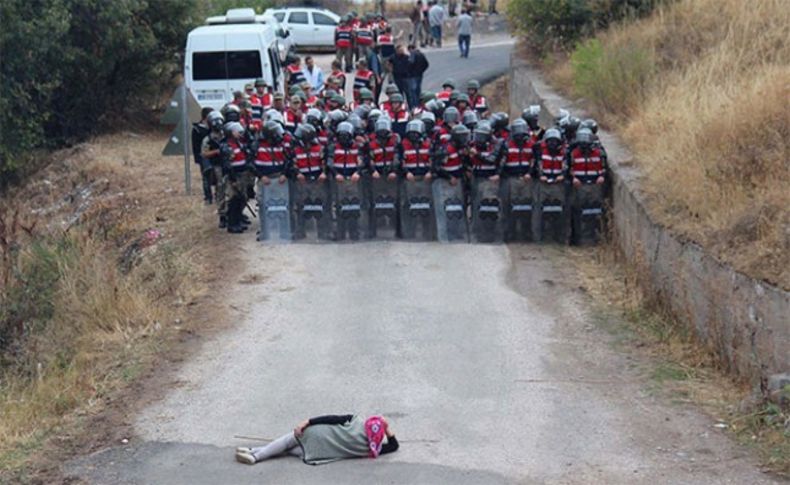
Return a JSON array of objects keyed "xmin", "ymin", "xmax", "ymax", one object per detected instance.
[
  {"xmin": 570, "ymin": 38, "xmax": 654, "ymax": 117},
  {"xmin": 507, "ymin": 0, "xmax": 666, "ymax": 53}
]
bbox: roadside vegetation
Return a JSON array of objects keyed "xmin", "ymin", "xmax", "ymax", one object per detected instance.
[
  {"xmin": 508, "ymin": 0, "xmax": 789, "ymax": 288},
  {"xmin": 0, "ymin": 133, "xmax": 218, "ymax": 481}
]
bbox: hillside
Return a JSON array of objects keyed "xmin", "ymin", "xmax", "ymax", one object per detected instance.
[{"xmin": 545, "ymin": 0, "xmax": 789, "ymax": 288}]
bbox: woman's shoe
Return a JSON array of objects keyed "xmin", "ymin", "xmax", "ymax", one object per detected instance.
[{"xmin": 235, "ymin": 451, "xmax": 256, "ymax": 465}]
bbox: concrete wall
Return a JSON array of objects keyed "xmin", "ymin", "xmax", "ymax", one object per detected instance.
[{"xmin": 508, "ymin": 55, "xmax": 790, "ymax": 389}]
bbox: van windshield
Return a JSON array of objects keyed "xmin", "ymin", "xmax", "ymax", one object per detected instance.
[{"xmin": 193, "ymin": 51, "xmax": 262, "ymax": 80}]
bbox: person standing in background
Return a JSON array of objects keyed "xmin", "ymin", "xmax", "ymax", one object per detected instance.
[
  {"xmin": 390, "ymin": 44, "xmax": 413, "ymax": 103},
  {"xmin": 407, "ymin": 44, "xmax": 429, "ymax": 110},
  {"xmin": 428, "ymin": 1, "xmax": 445, "ymax": 48},
  {"xmin": 409, "ymin": 1, "xmax": 424, "ymax": 48},
  {"xmin": 456, "ymin": 9, "xmax": 473, "ymax": 58}
]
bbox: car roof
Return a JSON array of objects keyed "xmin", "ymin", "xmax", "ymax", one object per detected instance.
[{"xmin": 266, "ymin": 7, "xmax": 339, "ymax": 18}]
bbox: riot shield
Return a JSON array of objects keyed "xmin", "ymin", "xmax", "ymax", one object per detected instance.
[
  {"xmin": 432, "ymin": 178, "xmax": 468, "ymax": 243},
  {"xmin": 470, "ymin": 178, "xmax": 504, "ymax": 243},
  {"xmin": 502, "ymin": 176, "xmax": 536, "ymax": 242},
  {"xmin": 571, "ymin": 183, "xmax": 604, "ymax": 246},
  {"xmin": 332, "ymin": 178, "xmax": 369, "ymax": 241},
  {"xmin": 291, "ymin": 178, "xmax": 331, "ymax": 242},
  {"xmin": 534, "ymin": 181, "xmax": 568, "ymax": 244},
  {"xmin": 256, "ymin": 178, "xmax": 292, "ymax": 242},
  {"xmin": 368, "ymin": 176, "xmax": 399, "ymax": 239},
  {"xmin": 399, "ymin": 177, "xmax": 436, "ymax": 241}
]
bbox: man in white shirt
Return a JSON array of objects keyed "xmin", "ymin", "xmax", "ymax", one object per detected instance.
[{"xmin": 301, "ymin": 56, "xmax": 325, "ymax": 93}]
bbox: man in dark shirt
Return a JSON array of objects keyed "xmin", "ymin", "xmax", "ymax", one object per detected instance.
[
  {"xmin": 390, "ymin": 44, "xmax": 413, "ymax": 106},
  {"xmin": 191, "ymin": 107, "xmax": 214, "ymax": 204},
  {"xmin": 407, "ymin": 44, "xmax": 429, "ymax": 110}
]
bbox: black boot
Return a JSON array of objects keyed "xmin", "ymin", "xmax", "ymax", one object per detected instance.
[
  {"xmin": 218, "ymin": 215, "xmax": 227, "ymax": 229},
  {"xmin": 227, "ymin": 198, "xmax": 244, "ymax": 234}
]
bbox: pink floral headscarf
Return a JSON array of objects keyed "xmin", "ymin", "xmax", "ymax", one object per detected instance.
[{"xmin": 364, "ymin": 416, "xmax": 387, "ymax": 458}]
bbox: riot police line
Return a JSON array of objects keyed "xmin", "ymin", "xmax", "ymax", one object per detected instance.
[{"xmin": 196, "ymin": 88, "xmax": 608, "ymax": 245}]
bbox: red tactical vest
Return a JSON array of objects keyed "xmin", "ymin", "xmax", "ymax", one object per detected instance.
[
  {"xmin": 537, "ymin": 142, "xmax": 566, "ymax": 177},
  {"xmin": 253, "ymin": 141, "xmax": 287, "ymax": 174},
  {"xmin": 331, "ymin": 70, "xmax": 347, "ymax": 88},
  {"xmin": 504, "ymin": 139, "xmax": 534, "ymax": 174},
  {"xmin": 285, "ymin": 110, "xmax": 301, "ymax": 132},
  {"xmin": 353, "ymin": 70, "xmax": 374, "ymax": 91},
  {"xmin": 441, "ymin": 144, "xmax": 465, "ymax": 176},
  {"xmin": 438, "ymin": 125, "xmax": 453, "ymax": 143},
  {"xmin": 356, "ymin": 25, "xmax": 374, "ymax": 46},
  {"xmin": 401, "ymin": 138, "xmax": 432, "ymax": 172},
  {"xmin": 377, "ymin": 33, "xmax": 393, "ymax": 47},
  {"xmin": 470, "ymin": 94, "xmax": 488, "ymax": 112},
  {"xmin": 385, "ymin": 106, "xmax": 409, "ymax": 124},
  {"xmin": 335, "ymin": 26, "xmax": 353, "ymax": 48},
  {"xmin": 287, "ymin": 64, "xmax": 306, "ymax": 86},
  {"xmin": 470, "ymin": 143, "xmax": 498, "ymax": 175},
  {"xmin": 570, "ymin": 147, "xmax": 604, "ymax": 178},
  {"xmin": 227, "ymin": 139, "xmax": 247, "ymax": 169},
  {"xmin": 294, "ymin": 143, "xmax": 324, "ymax": 177},
  {"xmin": 369, "ymin": 134, "xmax": 398, "ymax": 169},
  {"xmin": 317, "ymin": 129, "xmax": 329, "ymax": 145},
  {"xmin": 333, "ymin": 145, "xmax": 362, "ymax": 173},
  {"xmin": 436, "ymin": 90, "xmax": 452, "ymax": 102}
]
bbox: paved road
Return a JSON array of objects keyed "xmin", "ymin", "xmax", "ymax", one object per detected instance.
[
  {"xmin": 67, "ymin": 242, "xmax": 775, "ymax": 484},
  {"xmin": 65, "ymin": 40, "xmax": 775, "ymax": 485}
]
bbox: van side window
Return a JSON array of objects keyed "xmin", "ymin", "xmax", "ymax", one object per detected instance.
[
  {"xmin": 288, "ymin": 12, "xmax": 308, "ymax": 24},
  {"xmin": 193, "ymin": 51, "xmax": 262, "ymax": 80}
]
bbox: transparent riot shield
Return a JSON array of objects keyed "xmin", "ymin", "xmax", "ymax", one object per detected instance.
[
  {"xmin": 256, "ymin": 178, "xmax": 292, "ymax": 242},
  {"xmin": 470, "ymin": 178, "xmax": 504, "ymax": 243},
  {"xmin": 432, "ymin": 178, "xmax": 468, "ymax": 243},
  {"xmin": 291, "ymin": 178, "xmax": 331, "ymax": 242},
  {"xmin": 534, "ymin": 181, "xmax": 568, "ymax": 244},
  {"xmin": 332, "ymin": 177, "xmax": 369, "ymax": 241},
  {"xmin": 399, "ymin": 177, "xmax": 436, "ymax": 241},
  {"xmin": 502, "ymin": 176, "xmax": 536, "ymax": 242},
  {"xmin": 571, "ymin": 183, "xmax": 604, "ymax": 246},
  {"xmin": 368, "ymin": 175, "xmax": 399, "ymax": 239}
]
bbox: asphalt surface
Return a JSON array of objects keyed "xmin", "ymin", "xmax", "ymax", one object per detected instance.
[{"xmin": 65, "ymin": 41, "xmax": 776, "ymax": 485}]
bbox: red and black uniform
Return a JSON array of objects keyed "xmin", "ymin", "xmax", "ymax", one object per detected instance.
[
  {"xmin": 569, "ymin": 146, "xmax": 605, "ymax": 184},
  {"xmin": 330, "ymin": 69, "xmax": 347, "ymax": 89},
  {"xmin": 469, "ymin": 142, "xmax": 501, "ymax": 179},
  {"xmin": 355, "ymin": 23, "xmax": 374, "ymax": 48},
  {"xmin": 252, "ymin": 139, "xmax": 289, "ymax": 178},
  {"xmin": 353, "ymin": 69, "xmax": 375, "ymax": 96},
  {"xmin": 400, "ymin": 138, "xmax": 432, "ymax": 177},
  {"xmin": 328, "ymin": 141, "xmax": 366, "ymax": 178},
  {"xmin": 534, "ymin": 142, "xmax": 567, "ymax": 183},
  {"xmin": 367, "ymin": 133, "xmax": 400, "ymax": 174},
  {"xmin": 470, "ymin": 94, "xmax": 488, "ymax": 114},
  {"xmin": 292, "ymin": 141, "xmax": 325, "ymax": 181},
  {"xmin": 377, "ymin": 32, "xmax": 395, "ymax": 58},
  {"xmin": 502, "ymin": 138, "xmax": 536, "ymax": 177},
  {"xmin": 286, "ymin": 64, "xmax": 306, "ymax": 89},
  {"xmin": 285, "ymin": 110, "xmax": 302, "ymax": 133},
  {"xmin": 316, "ymin": 128, "xmax": 330, "ymax": 145},
  {"xmin": 437, "ymin": 124, "xmax": 455, "ymax": 144},
  {"xmin": 436, "ymin": 90, "xmax": 452, "ymax": 102},
  {"xmin": 436, "ymin": 142, "xmax": 466, "ymax": 180},
  {"xmin": 222, "ymin": 138, "xmax": 249, "ymax": 175},
  {"xmin": 493, "ymin": 128, "xmax": 510, "ymax": 144},
  {"xmin": 335, "ymin": 25, "xmax": 353, "ymax": 49},
  {"xmin": 384, "ymin": 105, "xmax": 409, "ymax": 137}
]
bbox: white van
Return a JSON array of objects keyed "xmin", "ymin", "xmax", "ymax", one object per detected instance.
[{"xmin": 185, "ymin": 8, "xmax": 287, "ymax": 110}]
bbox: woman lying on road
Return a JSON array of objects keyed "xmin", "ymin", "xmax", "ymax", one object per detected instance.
[{"xmin": 235, "ymin": 414, "xmax": 399, "ymax": 465}]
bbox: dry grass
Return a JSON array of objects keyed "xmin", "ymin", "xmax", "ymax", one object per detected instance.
[
  {"xmin": 569, "ymin": 243, "xmax": 790, "ymax": 476},
  {"xmin": 479, "ymin": 74, "xmax": 510, "ymax": 114},
  {"xmin": 558, "ymin": 0, "xmax": 790, "ymax": 287},
  {"xmin": 0, "ymin": 131, "xmax": 212, "ymax": 478}
]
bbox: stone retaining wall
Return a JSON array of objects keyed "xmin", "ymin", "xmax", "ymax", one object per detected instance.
[{"xmin": 508, "ymin": 55, "xmax": 789, "ymax": 390}]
